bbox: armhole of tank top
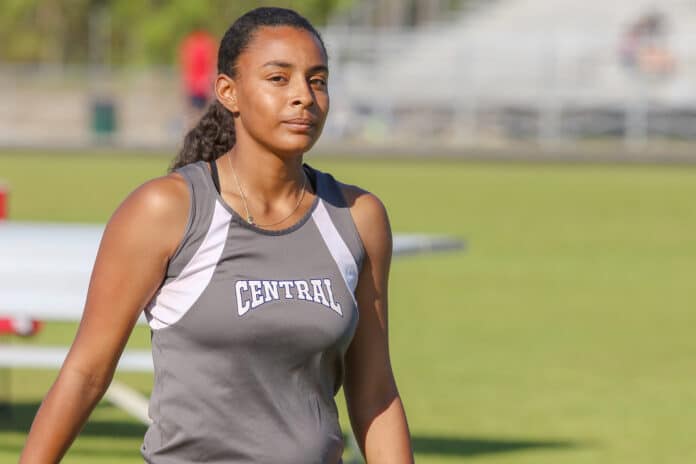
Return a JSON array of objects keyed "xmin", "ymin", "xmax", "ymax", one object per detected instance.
[
  {"xmin": 322, "ymin": 170, "xmax": 368, "ymax": 271},
  {"xmin": 167, "ymin": 167, "xmax": 196, "ymax": 265},
  {"xmin": 341, "ymin": 185, "xmax": 367, "ymax": 272}
]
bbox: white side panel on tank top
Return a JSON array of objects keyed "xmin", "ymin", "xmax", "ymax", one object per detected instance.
[
  {"xmin": 311, "ymin": 199, "xmax": 359, "ymax": 307},
  {"xmin": 145, "ymin": 200, "xmax": 232, "ymax": 329}
]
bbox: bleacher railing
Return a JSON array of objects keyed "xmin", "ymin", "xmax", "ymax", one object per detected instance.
[{"xmin": 1, "ymin": 29, "xmax": 695, "ymax": 156}]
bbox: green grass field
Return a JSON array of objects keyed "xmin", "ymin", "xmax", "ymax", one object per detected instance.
[{"xmin": 1, "ymin": 150, "xmax": 695, "ymax": 463}]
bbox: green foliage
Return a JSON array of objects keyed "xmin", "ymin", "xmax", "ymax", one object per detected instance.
[{"xmin": 0, "ymin": 0, "xmax": 354, "ymax": 65}]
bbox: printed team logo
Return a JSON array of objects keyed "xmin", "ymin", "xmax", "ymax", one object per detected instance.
[{"xmin": 235, "ymin": 278, "xmax": 342, "ymax": 317}]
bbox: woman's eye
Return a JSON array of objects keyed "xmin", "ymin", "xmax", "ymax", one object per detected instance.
[
  {"xmin": 269, "ymin": 76, "xmax": 287, "ymax": 83},
  {"xmin": 311, "ymin": 78, "xmax": 327, "ymax": 88}
]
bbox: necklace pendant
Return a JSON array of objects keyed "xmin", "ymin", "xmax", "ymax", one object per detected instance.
[{"xmin": 246, "ymin": 215, "xmax": 255, "ymax": 225}]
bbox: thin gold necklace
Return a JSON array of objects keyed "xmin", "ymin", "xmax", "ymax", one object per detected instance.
[{"xmin": 226, "ymin": 153, "xmax": 307, "ymax": 228}]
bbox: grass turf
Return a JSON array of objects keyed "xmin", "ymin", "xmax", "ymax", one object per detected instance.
[{"xmin": 1, "ymin": 150, "xmax": 695, "ymax": 463}]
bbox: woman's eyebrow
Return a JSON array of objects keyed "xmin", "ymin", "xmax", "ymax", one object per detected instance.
[
  {"xmin": 308, "ymin": 64, "xmax": 329, "ymax": 74},
  {"xmin": 262, "ymin": 60, "xmax": 292, "ymax": 69},
  {"xmin": 262, "ymin": 60, "xmax": 328, "ymax": 74}
]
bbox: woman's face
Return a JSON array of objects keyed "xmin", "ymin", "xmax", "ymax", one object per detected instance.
[{"xmin": 226, "ymin": 26, "xmax": 329, "ymax": 157}]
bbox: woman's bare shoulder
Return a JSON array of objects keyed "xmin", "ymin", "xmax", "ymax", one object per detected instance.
[
  {"xmin": 338, "ymin": 182, "xmax": 385, "ymax": 217},
  {"xmin": 338, "ymin": 181, "xmax": 392, "ymax": 256},
  {"xmin": 127, "ymin": 172, "xmax": 188, "ymax": 214},
  {"xmin": 105, "ymin": 172, "xmax": 190, "ymax": 258}
]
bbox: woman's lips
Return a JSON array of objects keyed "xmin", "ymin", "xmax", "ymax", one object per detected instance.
[{"xmin": 282, "ymin": 119, "xmax": 316, "ymax": 132}]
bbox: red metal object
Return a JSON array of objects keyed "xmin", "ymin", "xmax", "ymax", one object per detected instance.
[
  {"xmin": 0, "ymin": 318, "xmax": 43, "ymax": 337},
  {"xmin": 0, "ymin": 183, "xmax": 7, "ymax": 220},
  {"xmin": 0, "ymin": 190, "xmax": 44, "ymax": 338}
]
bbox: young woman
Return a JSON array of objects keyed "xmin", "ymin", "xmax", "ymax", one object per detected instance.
[{"xmin": 20, "ymin": 7, "xmax": 413, "ymax": 463}]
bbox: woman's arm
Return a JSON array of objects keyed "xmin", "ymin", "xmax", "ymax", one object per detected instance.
[
  {"xmin": 342, "ymin": 185, "xmax": 414, "ymax": 463},
  {"xmin": 19, "ymin": 173, "xmax": 189, "ymax": 463}
]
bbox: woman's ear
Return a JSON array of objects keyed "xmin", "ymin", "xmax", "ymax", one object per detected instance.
[{"xmin": 215, "ymin": 73, "xmax": 238, "ymax": 114}]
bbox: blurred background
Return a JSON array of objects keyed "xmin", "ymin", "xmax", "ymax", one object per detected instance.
[
  {"xmin": 1, "ymin": 1, "xmax": 695, "ymax": 464},
  {"xmin": 1, "ymin": 0, "xmax": 695, "ymax": 159}
]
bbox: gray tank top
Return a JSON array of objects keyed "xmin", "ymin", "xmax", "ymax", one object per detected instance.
[{"xmin": 140, "ymin": 160, "xmax": 364, "ymax": 463}]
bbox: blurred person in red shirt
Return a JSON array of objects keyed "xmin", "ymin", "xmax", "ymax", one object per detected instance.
[{"xmin": 179, "ymin": 28, "xmax": 218, "ymax": 127}]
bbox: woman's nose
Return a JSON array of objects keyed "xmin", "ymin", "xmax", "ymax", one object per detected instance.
[{"xmin": 291, "ymin": 80, "xmax": 314, "ymax": 107}]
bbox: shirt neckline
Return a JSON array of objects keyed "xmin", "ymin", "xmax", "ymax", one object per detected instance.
[{"xmin": 199, "ymin": 160, "xmax": 321, "ymax": 236}]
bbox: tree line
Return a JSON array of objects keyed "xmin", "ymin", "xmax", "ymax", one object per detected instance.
[{"xmin": 0, "ymin": 0, "xmax": 353, "ymax": 65}]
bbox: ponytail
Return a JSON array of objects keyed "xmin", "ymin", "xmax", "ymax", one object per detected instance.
[{"xmin": 169, "ymin": 101, "xmax": 236, "ymax": 172}]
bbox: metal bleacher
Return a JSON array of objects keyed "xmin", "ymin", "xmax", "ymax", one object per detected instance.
[
  {"xmin": 321, "ymin": 0, "xmax": 696, "ymax": 146},
  {"xmin": 2, "ymin": 1, "xmax": 696, "ymax": 151}
]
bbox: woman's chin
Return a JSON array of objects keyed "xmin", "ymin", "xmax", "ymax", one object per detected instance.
[{"xmin": 275, "ymin": 135, "xmax": 319, "ymax": 155}]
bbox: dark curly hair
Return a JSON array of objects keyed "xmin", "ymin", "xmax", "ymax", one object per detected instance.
[{"xmin": 169, "ymin": 7, "xmax": 327, "ymax": 171}]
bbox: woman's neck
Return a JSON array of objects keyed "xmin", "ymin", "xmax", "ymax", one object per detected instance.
[{"xmin": 224, "ymin": 143, "xmax": 308, "ymax": 208}]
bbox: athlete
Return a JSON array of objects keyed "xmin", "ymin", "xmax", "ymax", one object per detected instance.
[
  {"xmin": 20, "ymin": 7, "xmax": 413, "ymax": 463},
  {"xmin": 179, "ymin": 27, "xmax": 217, "ymax": 127}
]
